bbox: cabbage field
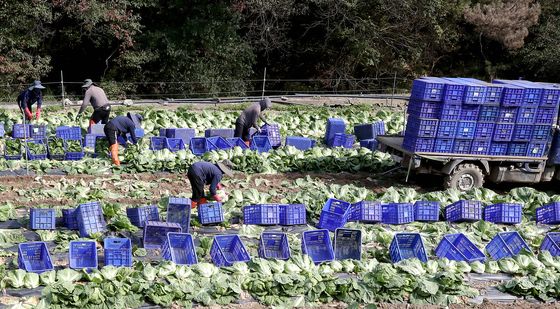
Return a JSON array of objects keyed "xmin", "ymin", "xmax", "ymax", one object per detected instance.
[{"xmin": 0, "ymin": 104, "xmax": 559, "ymax": 308}]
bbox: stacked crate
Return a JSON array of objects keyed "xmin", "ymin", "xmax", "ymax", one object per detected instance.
[{"xmin": 403, "ymin": 77, "xmax": 559, "ymax": 157}]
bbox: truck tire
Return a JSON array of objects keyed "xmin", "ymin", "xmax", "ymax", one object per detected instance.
[{"xmin": 444, "ymin": 163, "xmax": 484, "ymax": 191}]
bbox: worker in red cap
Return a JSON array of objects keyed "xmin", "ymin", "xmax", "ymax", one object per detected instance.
[
  {"xmin": 187, "ymin": 160, "xmax": 234, "ymax": 208},
  {"xmin": 17, "ymin": 80, "xmax": 45, "ymax": 121}
]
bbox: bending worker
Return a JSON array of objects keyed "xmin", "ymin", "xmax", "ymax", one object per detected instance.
[
  {"xmin": 104, "ymin": 113, "xmax": 143, "ymax": 166},
  {"xmin": 187, "ymin": 160, "xmax": 234, "ymax": 208},
  {"xmin": 17, "ymin": 80, "xmax": 45, "ymax": 121},
  {"xmin": 78, "ymin": 79, "xmax": 111, "ymax": 128},
  {"xmin": 234, "ymin": 97, "xmax": 272, "ymax": 146}
]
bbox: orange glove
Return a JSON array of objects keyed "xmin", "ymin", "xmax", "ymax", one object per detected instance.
[
  {"xmin": 213, "ymin": 194, "xmax": 222, "ymax": 202},
  {"xmin": 24, "ymin": 108, "xmax": 33, "ymax": 120},
  {"xmin": 217, "ymin": 183, "xmax": 224, "ymax": 190},
  {"xmin": 35, "ymin": 108, "xmax": 41, "ymax": 120}
]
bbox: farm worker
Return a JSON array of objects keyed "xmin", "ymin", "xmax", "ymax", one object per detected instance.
[
  {"xmin": 17, "ymin": 80, "xmax": 45, "ymax": 121},
  {"xmin": 187, "ymin": 160, "xmax": 234, "ymax": 208},
  {"xmin": 78, "ymin": 79, "xmax": 112, "ymax": 128},
  {"xmin": 104, "ymin": 113, "xmax": 143, "ymax": 166},
  {"xmin": 234, "ymin": 97, "xmax": 272, "ymax": 146}
]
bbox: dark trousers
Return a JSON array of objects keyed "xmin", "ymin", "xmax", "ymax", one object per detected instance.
[
  {"xmin": 91, "ymin": 105, "xmax": 111, "ymax": 124},
  {"xmin": 234, "ymin": 119, "xmax": 251, "ymax": 141},
  {"xmin": 187, "ymin": 167, "xmax": 205, "ymax": 200},
  {"xmin": 104, "ymin": 122, "xmax": 119, "ymax": 145}
]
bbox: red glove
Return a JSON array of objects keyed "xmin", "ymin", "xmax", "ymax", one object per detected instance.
[
  {"xmin": 35, "ymin": 108, "xmax": 41, "ymax": 120},
  {"xmin": 24, "ymin": 108, "xmax": 33, "ymax": 120},
  {"xmin": 217, "ymin": 183, "xmax": 224, "ymax": 190},
  {"xmin": 213, "ymin": 194, "xmax": 223, "ymax": 202}
]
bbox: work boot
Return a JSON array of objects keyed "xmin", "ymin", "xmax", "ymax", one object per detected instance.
[
  {"xmin": 109, "ymin": 144, "xmax": 121, "ymax": 166},
  {"xmin": 191, "ymin": 200, "xmax": 197, "ymax": 209},
  {"xmin": 244, "ymin": 140, "xmax": 250, "ymax": 147}
]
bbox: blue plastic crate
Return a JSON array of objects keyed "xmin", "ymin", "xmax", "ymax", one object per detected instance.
[
  {"xmin": 536, "ymin": 202, "xmax": 560, "ymax": 224},
  {"xmin": 414, "ymin": 201, "xmax": 440, "ymax": 222},
  {"xmin": 302, "ymin": 229, "xmax": 334, "ymax": 264},
  {"xmin": 334, "ymin": 228, "xmax": 361, "ymax": 260},
  {"xmin": 497, "ymin": 107, "xmax": 518, "ymax": 123},
  {"xmin": 317, "ymin": 198, "xmax": 352, "ymax": 231},
  {"xmin": 167, "ymin": 138, "xmax": 186, "ymax": 152},
  {"xmin": 143, "ymin": 221, "xmax": 181, "ymax": 250},
  {"xmin": 149, "ymin": 137, "xmax": 167, "ymax": 150},
  {"xmin": 535, "ymin": 107, "xmax": 557, "ymax": 125},
  {"xmin": 349, "ymin": 201, "xmax": 382, "ymax": 222},
  {"xmin": 204, "ymin": 128, "xmax": 234, "ymax": 139},
  {"xmin": 493, "ymin": 123, "xmax": 515, "ymax": 142},
  {"xmin": 486, "ymin": 231, "xmax": 530, "ymax": 260},
  {"xmin": 517, "ymin": 106, "xmax": 538, "ymax": 124},
  {"xmin": 471, "ymin": 140, "xmax": 491, "ymax": 155},
  {"xmin": 498, "ymin": 84, "xmax": 524, "ymax": 106},
  {"xmin": 536, "ymin": 83, "xmax": 560, "ymax": 107},
  {"xmin": 452, "ymin": 139, "xmax": 472, "ymax": 154},
  {"xmin": 484, "ymin": 203, "xmax": 522, "ymax": 224},
  {"xmin": 532, "ymin": 125, "xmax": 552, "ymax": 142},
  {"xmin": 382, "ymin": 203, "xmax": 414, "ymax": 225},
  {"xmin": 507, "ymin": 142, "xmax": 528, "ymax": 156},
  {"xmin": 527, "ymin": 142, "xmax": 548, "ymax": 157},
  {"xmin": 211, "ymin": 234, "xmax": 251, "ymax": 267},
  {"xmin": 47, "ymin": 138, "xmax": 66, "ymax": 160},
  {"xmin": 407, "ymin": 100, "xmax": 442, "ymax": 119},
  {"xmin": 440, "ymin": 103, "xmax": 461, "ymax": 120},
  {"xmin": 489, "ymin": 142, "xmax": 508, "ymax": 156},
  {"xmin": 455, "ymin": 121, "xmax": 476, "ymax": 139},
  {"xmin": 331, "ymin": 133, "xmax": 355, "ymax": 148},
  {"xmin": 461, "ymin": 78, "xmax": 503, "ymax": 105},
  {"xmin": 459, "ymin": 105, "xmax": 480, "ymax": 121},
  {"xmin": 279, "ymin": 204, "xmax": 307, "ymax": 225},
  {"xmin": 26, "ymin": 139, "xmax": 48, "ymax": 160},
  {"xmin": 4, "ymin": 138, "xmax": 22, "ymax": 160},
  {"xmin": 0, "ymin": 123, "xmax": 4, "ymax": 137},
  {"xmin": 104, "ymin": 238, "xmax": 132, "ymax": 267},
  {"xmin": 244, "ymin": 204, "xmax": 279, "ymax": 225},
  {"xmin": 55, "ymin": 126, "xmax": 82, "ymax": 140},
  {"xmin": 30, "ymin": 125, "xmax": 48, "ymax": 139},
  {"xmin": 126, "ymin": 205, "xmax": 159, "ymax": 228},
  {"xmin": 12, "ymin": 124, "xmax": 31, "ymax": 138},
  {"xmin": 541, "ymin": 233, "xmax": 560, "ymax": 256},
  {"xmin": 18, "ymin": 242, "xmax": 53, "ymax": 273},
  {"xmin": 285, "ymin": 136, "xmax": 316, "ymax": 151},
  {"xmin": 161, "ymin": 232, "xmax": 198, "ymax": 265},
  {"xmin": 166, "ymin": 128, "xmax": 196, "ymax": 145},
  {"xmin": 435, "ymin": 233, "xmax": 485, "ymax": 263},
  {"xmin": 354, "ymin": 121, "xmax": 386, "ymax": 140},
  {"xmin": 436, "ymin": 120, "xmax": 458, "ymax": 138},
  {"xmin": 207, "ymin": 136, "xmax": 232, "ymax": 151},
  {"xmin": 251, "ymin": 136, "xmax": 272, "ymax": 152},
  {"xmin": 77, "ymin": 201, "xmax": 106, "ymax": 237},
  {"xmin": 402, "ymin": 136, "xmax": 434, "ymax": 152},
  {"xmin": 512, "ymin": 124, "xmax": 533, "ymax": 142},
  {"xmin": 189, "ymin": 137, "xmax": 209, "ymax": 155},
  {"xmin": 64, "ymin": 139, "xmax": 84, "ymax": 161},
  {"xmin": 360, "ymin": 139, "xmax": 378, "ymax": 151},
  {"xmin": 433, "ymin": 138, "xmax": 454, "ymax": 153},
  {"xmin": 29, "ymin": 208, "xmax": 56, "ymax": 230},
  {"xmin": 167, "ymin": 197, "xmax": 191, "ymax": 232},
  {"xmin": 88, "ymin": 124, "xmax": 105, "ymax": 136},
  {"xmin": 325, "ymin": 118, "xmax": 346, "ymax": 145},
  {"xmin": 62, "ymin": 208, "xmax": 78, "ymax": 230},
  {"xmin": 389, "ymin": 233, "xmax": 428, "ymax": 263},
  {"xmin": 405, "ymin": 117, "xmax": 438, "ymax": 138},
  {"xmin": 494, "ymin": 80, "xmax": 543, "ymax": 105},
  {"xmin": 446, "ymin": 78, "xmax": 486, "ymax": 104},
  {"xmin": 446, "ymin": 200, "xmax": 481, "ymax": 222},
  {"xmin": 198, "ymin": 202, "xmax": 224, "ymax": 225},
  {"xmin": 227, "ymin": 137, "xmax": 249, "ymax": 150},
  {"xmin": 83, "ymin": 134, "xmax": 104, "ymax": 150},
  {"xmin": 442, "ymin": 80, "xmax": 466, "ymax": 104},
  {"xmin": 259, "ymin": 124, "xmax": 282, "ymax": 148},
  {"xmin": 258, "ymin": 232, "xmax": 291, "ymax": 260},
  {"xmin": 411, "ymin": 78, "xmax": 445, "ymax": 101},
  {"xmin": 69, "ymin": 241, "xmax": 98, "ymax": 270},
  {"xmin": 478, "ymin": 106, "xmax": 499, "ymax": 122}
]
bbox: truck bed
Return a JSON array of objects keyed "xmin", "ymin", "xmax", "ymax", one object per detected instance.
[{"xmin": 377, "ymin": 135, "xmax": 547, "ymax": 163}]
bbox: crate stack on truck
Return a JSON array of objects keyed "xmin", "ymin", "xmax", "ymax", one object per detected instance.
[{"xmin": 403, "ymin": 77, "xmax": 560, "ymax": 157}]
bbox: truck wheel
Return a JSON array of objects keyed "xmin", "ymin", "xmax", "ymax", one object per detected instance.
[{"xmin": 444, "ymin": 163, "xmax": 484, "ymax": 191}]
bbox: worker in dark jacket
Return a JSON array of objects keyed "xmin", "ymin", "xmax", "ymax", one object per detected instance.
[
  {"xmin": 77, "ymin": 79, "xmax": 112, "ymax": 128},
  {"xmin": 234, "ymin": 97, "xmax": 272, "ymax": 145},
  {"xmin": 104, "ymin": 113, "xmax": 143, "ymax": 166},
  {"xmin": 187, "ymin": 160, "xmax": 234, "ymax": 208},
  {"xmin": 17, "ymin": 80, "xmax": 45, "ymax": 121}
]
